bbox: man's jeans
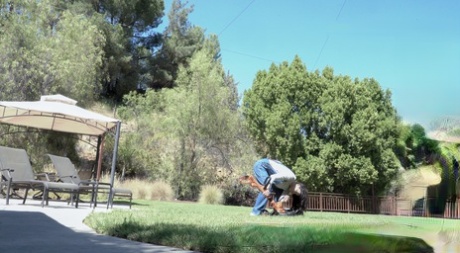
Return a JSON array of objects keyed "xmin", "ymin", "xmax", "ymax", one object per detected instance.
[{"xmin": 251, "ymin": 159, "xmax": 283, "ymax": 215}]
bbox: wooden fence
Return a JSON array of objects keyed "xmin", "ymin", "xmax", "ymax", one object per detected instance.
[
  {"xmin": 307, "ymin": 192, "xmax": 375, "ymax": 213},
  {"xmin": 443, "ymin": 197, "xmax": 460, "ymax": 219},
  {"xmin": 306, "ymin": 192, "xmax": 460, "ymax": 218}
]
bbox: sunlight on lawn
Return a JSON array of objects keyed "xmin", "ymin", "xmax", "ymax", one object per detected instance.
[{"xmin": 84, "ymin": 200, "xmax": 460, "ymax": 252}]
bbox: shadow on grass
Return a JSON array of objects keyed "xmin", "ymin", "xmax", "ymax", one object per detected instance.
[
  {"xmin": 324, "ymin": 232, "xmax": 434, "ymax": 253},
  {"xmin": 101, "ymin": 220, "xmax": 434, "ymax": 253},
  {"xmin": 92, "ymin": 200, "xmax": 145, "ymax": 208},
  {"xmin": 113, "ymin": 200, "xmax": 146, "ymax": 207}
]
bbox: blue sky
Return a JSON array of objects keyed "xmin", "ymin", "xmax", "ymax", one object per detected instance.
[{"xmin": 162, "ymin": 0, "xmax": 460, "ymax": 129}]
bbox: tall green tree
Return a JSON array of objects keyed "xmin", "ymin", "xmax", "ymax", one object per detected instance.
[
  {"xmin": 160, "ymin": 45, "xmax": 239, "ymax": 199},
  {"xmin": 91, "ymin": 0, "xmax": 164, "ymax": 100},
  {"xmin": 150, "ymin": 0, "xmax": 204, "ymax": 89},
  {"xmin": 243, "ymin": 56, "xmax": 400, "ymax": 195}
]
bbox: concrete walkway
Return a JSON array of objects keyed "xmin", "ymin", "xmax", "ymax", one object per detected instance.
[{"xmin": 0, "ymin": 198, "xmax": 196, "ymax": 253}]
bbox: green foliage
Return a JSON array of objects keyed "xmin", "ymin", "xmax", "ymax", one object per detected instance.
[
  {"xmin": 243, "ymin": 56, "xmax": 400, "ymax": 195},
  {"xmin": 434, "ymin": 143, "xmax": 459, "ymax": 199},
  {"xmin": 92, "ymin": 0, "xmax": 165, "ymax": 100},
  {"xmin": 198, "ymin": 185, "xmax": 224, "ymax": 205},
  {"xmin": 150, "ymin": 181, "xmax": 175, "ymax": 201},
  {"xmin": 0, "ymin": 0, "xmax": 104, "ymax": 104},
  {"xmin": 0, "ymin": 124, "xmax": 79, "ymax": 173},
  {"xmin": 157, "ymin": 48, "xmax": 248, "ymax": 199},
  {"xmin": 1, "ymin": 0, "xmax": 166, "ymax": 103},
  {"xmin": 116, "ymin": 132, "xmax": 145, "ymax": 178},
  {"xmin": 223, "ymin": 184, "xmax": 257, "ymax": 207},
  {"xmin": 394, "ymin": 123, "xmax": 440, "ymax": 169},
  {"xmin": 117, "ymin": 41, "xmax": 257, "ymax": 200},
  {"xmin": 111, "ymin": 177, "xmax": 174, "ymax": 200},
  {"xmin": 150, "ymin": 0, "xmax": 204, "ymax": 89},
  {"xmin": 0, "ymin": 0, "xmax": 254, "ymax": 198},
  {"xmin": 394, "ymin": 123, "xmax": 413, "ymax": 168}
]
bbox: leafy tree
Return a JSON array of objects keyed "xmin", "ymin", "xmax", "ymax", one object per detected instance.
[
  {"xmin": 118, "ymin": 36, "xmax": 254, "ymax": 200},
  {"xmin": 0, "ymin": 0, "xmax": 104, "ymax": 104},
  {"xmin": 115, "ymin": 90, "xmax": 170, "ymax": 180},
  {"xmin": 0, "ymin": 0, "xmax": 111, "ymax": 170},
  {"xmin": 158, "ymin": 46, "xmax": 239, "ymax": 199},
  {"xmin": 243, "ymin": 56, "xmax": 400, "ymax": 195},
  {"xmin": 394, "ymin": 122, "xmax": 413, "ymax": 168},
  {"xmin": 410, "ymin": 124, "xmax": 439, "ymax": 160},
  {"xmin": 394, "ymin": 123, "xmax": 439, "ymax": 169}
]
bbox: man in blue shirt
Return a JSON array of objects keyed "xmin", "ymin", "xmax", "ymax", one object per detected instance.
[{"xmin": 250, "ymin": 158, "xmax": 297, "ymax": 216}]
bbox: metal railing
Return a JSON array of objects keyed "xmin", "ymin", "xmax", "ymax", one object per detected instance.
[
  {"xmin": 443, "ymin": 198, "xmax": 460, "ymax": 219},
  {"xmin": 307, "ymin": 192, "xmax": 374, "ymax": 213}
]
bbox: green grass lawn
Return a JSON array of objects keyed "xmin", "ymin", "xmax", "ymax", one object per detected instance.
[{"xmin": 84, "ymin": 200, "xmax": 460, "ymax": 253}]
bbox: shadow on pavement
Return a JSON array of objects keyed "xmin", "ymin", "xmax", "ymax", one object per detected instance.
[{"xmin": 0, "ymin": 211, "xmax": 193, "ymax": 253}]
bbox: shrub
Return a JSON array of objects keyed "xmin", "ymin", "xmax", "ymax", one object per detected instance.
[
  {"xmin": 198, "ymin": 185, "xmax": 224, "ymax": 205},
  {"xmin": 97, "ymin": 175, "xmax": 175, "ymax": 201},
  {"xmin": 223, "ymin": 184, "xmax": 257, "ymax": 207},
  {"xmin": 150, "ymin": 181, "xmax": 175, "ymax": 201},
  {"xmin": 114, "ymin": 177, "xmax": 148, "ymax": 200}
]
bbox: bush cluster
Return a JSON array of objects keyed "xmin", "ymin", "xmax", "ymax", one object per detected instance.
[
  {"xmin": 198, "ymin": 185, "xmax": 224, "ymax": 205},
  {"xmin": 105, "ymin": 176, "xmax": 174, "ymax": 201},
  {"xmin": 100, "ymin": 174, "xmax": 257, "ymax": 206}
]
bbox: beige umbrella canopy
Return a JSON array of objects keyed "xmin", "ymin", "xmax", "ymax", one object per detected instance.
[
  {"xmin": 0, "ymin": 95, "xmax": 122, "ymax": 206},
  {"xmin": 427, "ymin": 130, "xmax": 460, "ymax": 143},
  {"xmin": 427, "ymin": 116, "xmax": 460, "ymax": 143},
  {"xmin": 0, "ymin": 94, "xmax": 118, "ymax": 136}
]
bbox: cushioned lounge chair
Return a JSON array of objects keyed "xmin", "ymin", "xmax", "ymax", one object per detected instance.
[
  {"xmin": 47, "ymin": 154, "xmax": 132, "ymax": 208},
  {"xmin": 0, "ymin": 146, "xmax": 80, "ymax": 207}
]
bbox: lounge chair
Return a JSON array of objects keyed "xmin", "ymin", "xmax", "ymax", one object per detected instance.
[
  {"xmin": 0, "ymin": 146, "xmax": 80, "ymax": 207},
  {"xmin": 46, "ymin": 154, "xmax": 132, "ymax": 208}
]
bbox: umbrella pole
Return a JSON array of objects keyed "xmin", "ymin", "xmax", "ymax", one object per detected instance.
[
  {"xmin": 108, "ymin": 121, "xmax": 121, "ymax": 208},
  {"xmin": 95, "ymin": 135, "xmax": 103, "ymax": 181}
]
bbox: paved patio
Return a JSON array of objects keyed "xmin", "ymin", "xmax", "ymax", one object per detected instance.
[{"xmin": 0, "ymin": 198, "xmax": 197, "ymax": 253}]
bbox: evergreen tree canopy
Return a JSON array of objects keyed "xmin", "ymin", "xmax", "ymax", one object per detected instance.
[
  {"xmin": 150, "ymin": 0, "xmax": 204, "ymax": 89},
  {"xmin": 243, "ymin": 56, "xmax": 400, "ymax": 195},
  {"xmin": 91, "ymin": 0, "xmax": 165, "ymax": 100}
]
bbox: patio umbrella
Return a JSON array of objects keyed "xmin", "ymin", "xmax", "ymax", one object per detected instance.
[
  {"xmin": 427, "ymin": 116, "xmax": 460, "ymax": 143},
  {"xmin": 0, "ymin": 94, "xmax": 121, "ymax": 207}
]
